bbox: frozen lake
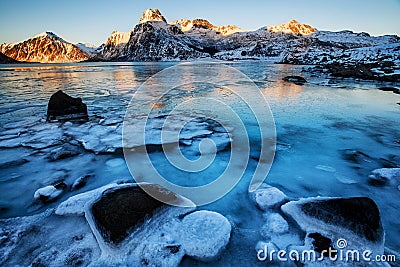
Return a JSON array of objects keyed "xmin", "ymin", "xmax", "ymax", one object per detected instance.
[{"xmin": 0, "ymin": 61, "xmax": 399, "ymax": 262}]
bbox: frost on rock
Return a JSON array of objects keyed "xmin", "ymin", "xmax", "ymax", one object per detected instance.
[
  {"xmin": 281, "ymin": 197, "xmax": 385, "ymax": 261},
  {"xmin": 179, "ymin": 210, "xmax": 232, "ymax": 262},
  {"xmin": 70, "ymin": 175, "xmax": 92, "ymax": 191},
  {"xmin": 368, "ymin": 168, "xmax": 400, "ymax": 186},
  {"xmin": 56, "ymin": 183, "xmax": 232, "ymax": 266},
  {"xmin": 34, "ymin": 183, "xmax": 66, "ymax": 203},
  {"xmin": 260, "ymin": 213, "xmax": 289, "ymax": 237},
  {"xmin": 55, "ymin": 183, "xmax": 119, "ymax": 216},
  {"xmin": 251, "ymin": 184, "xmax": 288, "ymax": 210}
]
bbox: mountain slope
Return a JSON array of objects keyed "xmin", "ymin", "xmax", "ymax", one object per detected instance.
[
  {"xmin": 0, "ymin": 32, "xmax": 89, "ymax": 63},
  {"xmin": 0, "ymin": 52, "xmax": 19, "ymax": 63},
  {"xmin": 95, "ymin": 30, "xmax": 132, "ymax": 60},
  {"xmin": 121, "ymin": 21, "xmax": 207, "ymax": 61}
]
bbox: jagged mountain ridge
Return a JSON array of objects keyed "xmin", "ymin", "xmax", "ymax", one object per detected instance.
[
  {"xmin": 0, "ymin": 32, "xmax": 89, "ymax": 63},
  {"xmin": 94, "ymin": 8, "xmax": 400, "ymax": 65},
  {"xmin": 1, "ymin": 8, "xmax": 399, "ymax": 66}
]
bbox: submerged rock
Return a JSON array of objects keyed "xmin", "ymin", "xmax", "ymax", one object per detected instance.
[
  {"xmin": 340, "ymin": 149, "xmax": 372, "ymax": 164},
  {"xmin": 71, "ymin": 175, "xmax": 92, "ymax": 190},
  {"xmin": 47, "ymin": 90, "xmax": 88, "ymax": 121},
  {"xmin": 282, "ymin": 75, "xmax": 307, "ymax": 85},
  {"xmin": 46, "ymin": 143, "xmax": 80, "ymax": 161}
]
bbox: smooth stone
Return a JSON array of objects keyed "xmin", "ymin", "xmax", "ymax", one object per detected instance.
[
  {"xmin": 252, "ymin": 185, "xmax": 287, "ymax": 210},
  {"xmin": 180, "ymin": 210, "xmax": 231, "ymax": 262}
]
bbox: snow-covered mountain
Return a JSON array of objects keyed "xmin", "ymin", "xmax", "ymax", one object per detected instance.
[
  {"xmin": 170, "ymin": 18, "xmax": 245, "ymax": 37},
  {"xmin": 268, "ymin": 19, "xmax": 316, "ymax": 35},
  {"xmin": 95, "ymin": 30, "xmax": 132, "ymax": 60},
  {"xmin": 75, "ymin": 42, "xmax": 100, "ymax": 56},
  {"xmin": 138, "ymin": 8, "xmax": 167, "ymax": 24},
  {"xmin": 1, "ymin": 8, "xmax": 399, "ymax": 69},
  {"xmin": 0, "ymin": 32, "xmax": 89, "ymax": 63},
  {"xmin": 0, "ymin": 52, "xmax": 19, "ymax": 63}
]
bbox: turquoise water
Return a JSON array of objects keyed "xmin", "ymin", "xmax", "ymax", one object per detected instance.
[{"xmin": 0, "ymin": 61, "xmax": 399, "ymax": 258}]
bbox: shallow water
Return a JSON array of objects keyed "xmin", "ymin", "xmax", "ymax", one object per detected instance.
[{"xmin": 0, "ymin": 61, "xmax": 399, "ymax": 260}]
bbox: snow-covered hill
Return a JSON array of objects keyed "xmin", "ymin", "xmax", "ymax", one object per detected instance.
[{"xmin": 0, "ymin": 32, "xmax": 89, "ymax": 63}]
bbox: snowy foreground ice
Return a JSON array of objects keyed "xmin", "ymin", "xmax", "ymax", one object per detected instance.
[{"xmin": 0, "ymin": 62, "xmax": 399, "ymax": 266}]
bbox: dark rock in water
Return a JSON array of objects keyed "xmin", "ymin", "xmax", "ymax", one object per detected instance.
[
  {"xmin": 0, "ymin": 157, "xmax": 28, "ymax": 168},
  {"xmin": 378, "ymin": 87, "xmax": 400, "ymax": 94},
  {"xmin": 282, "ymin": 75, "xmax": 307, "ymax": 85},
  {"xmin": 326, "ymin": 62, "xmax": 400, "ymax": 82},
  {"xmin": 91, "ymin": 184, "xmax": 178, "ymax": 243},
  {"xmin": 368, "ymin": 168, "xmax": 400, "ymax": 187},
  {"xmin": 301, "ymin": 197, "xmax": 383, "ymax": 242},
  {"xmin": 71, "ymin": 175, "xmax": 92, "ymax": 190},
  {"xmin": 282, "ymin": 196, "xmax": 385, "ymax": 255},
  {"xmin": 166, "ymin": 245, "xmax": 181, "ymax": 254},
  {"xmin": 340, "ymin": 149, "xmax": 371, "ymax": 164},
  {"xmin": 47, "ymin": 90, "xmax": 88, "ymax": 121},
  {"xmin": 308, "ymin": 233, "xmax": 336, "ymax": 257}
]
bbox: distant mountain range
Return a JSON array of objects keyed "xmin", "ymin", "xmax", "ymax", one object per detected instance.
[{"xmin": 1, "ymin": 8, "xmax": 399, "ymax": 69}]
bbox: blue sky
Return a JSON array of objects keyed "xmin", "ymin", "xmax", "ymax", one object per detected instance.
[{"xmin": 0, "ymin": 0, "xmax": 399, "ymax": 46}]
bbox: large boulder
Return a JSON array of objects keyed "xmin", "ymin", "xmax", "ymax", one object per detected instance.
[
  {"xmin": 56, "ymin": 182, "xmax": 232, "ymax": 266},
  {"xmin": 90, "ymin": 184, "xmax": 176, "ymax": 243},
  {"xmin": 282, "ymin": 197, "xmax": 385, "ymax": 260},
  {"xmin": 47, "ymin": 90, "xmax": 88, "ymax": 121}
]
